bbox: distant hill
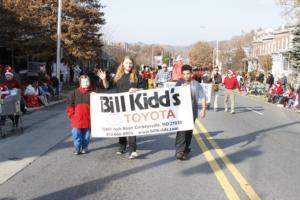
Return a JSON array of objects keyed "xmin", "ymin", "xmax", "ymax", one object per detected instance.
[{"xmin": 130, "ymin": 42, "xmax": 192, "ymax": 58}]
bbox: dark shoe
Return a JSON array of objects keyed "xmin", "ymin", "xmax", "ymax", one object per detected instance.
[
  {"xmin": 176, "ymin": 152, "xmax": 187, "ymax": 160},
  {"xmin": 185, "ymin": 147, "xmax": 191, "ymax": 154}
]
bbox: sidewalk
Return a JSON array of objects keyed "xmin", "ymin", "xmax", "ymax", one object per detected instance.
[
  {"xmin": 0, "ymin": 85, "xmax": 79, "ymax": 184},
  {"xmin": 0, "ymin": 96, "xmax": 70, "ymax": 185},
  {"xmin": 26, "ymin": 96, "xmax": 67, "ymax": 113},
  {"xmin": 26, "ymin": 91, "xmax": 69, "ymax": 113},
  {"xmin": 0, "ymin": 91, "xmax": 69, "ymax": 138}
]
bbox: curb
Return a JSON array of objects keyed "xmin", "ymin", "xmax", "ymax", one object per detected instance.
[
  {"xmin": 238, "ymin": 93, "xmax": 300, "ymax": 114},
  {"xmin": 26, "ymin": 98, "xmax": 66, "ymax": 113}
]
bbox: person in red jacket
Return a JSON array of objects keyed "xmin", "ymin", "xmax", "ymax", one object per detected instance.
[
  {"xmin": 66, "ymin": 73, "xmax": 108, "ymax": 155},
  {"xmin": 269, "ymin": 81, "xmax": 284, "ymax": 104},
  {"xmin": 0, "ymin": 83, "xmax": 9, "ymax": 99},
  {"xmin": 3, "ymin": 70, "xmax": 23, "ymax": 90},
  {"xmin": 272, "ymin": 81, "xmax": 283, "ymax": 95},
  {"xmin": 3, "ymin": 70, "xmax": 26, "ymax": 126},
  {"xmin": 0, "ymin": 83, "xmax": 9, "ymax": 125},
  {"xmin": 141, "ymin": 66, "xmax": 152, "ymax": 89},
  {"xmin": 223, "ymin": 69, "xmax": 240, "ymax": 114},
  {"xmin": 172, "ymin": 55, "xmax": 184, "ymax": 81}
]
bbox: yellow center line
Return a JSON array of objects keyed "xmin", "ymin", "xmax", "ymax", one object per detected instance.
[
  {"xmin": 195, "ymin": 119, "xmax": 262, "ymax": 200},
  {"xmin": 193, "ymin": 128, "xmax": 241, "ymax": 200}
]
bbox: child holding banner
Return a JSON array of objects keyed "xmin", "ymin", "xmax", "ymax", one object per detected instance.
[
  {"xmin": 112, "ymin": 56, "xmax": 144, "ymax": 159},
  {"xmin": 66, "ymin": 73, "xmax": 108, "ymax": 155},
  {"xmin": 175, "ymin": 65, "xmax": 206, "ymax": 160}
]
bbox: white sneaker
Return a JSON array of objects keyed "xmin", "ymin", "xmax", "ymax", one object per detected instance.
[
  {"xmin": 129, "ymin": 152, "xmax": 138, "ymax": 159},
  {"xmin": 81, "ymin": 148, "xmax": 89, "ymax": 154},
  {"xmin": 231, "ymin": 110, "xmax": 235, "ymax": 114},
  {"xmin": 116, "ymin": 149, "xmax": 126, "ymax": 155},
  {"xmin": 224, "ymin": 108, "xmax": 228, "ymax": 112}
]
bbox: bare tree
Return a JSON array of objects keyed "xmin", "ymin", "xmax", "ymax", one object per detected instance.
[
  {"xmin": 276, "ymin": 0, "xmax": 300, "ymax": 21},
  {"xmin": 258, "ymin": 55, "xmax": 273, "ymax": 72}
]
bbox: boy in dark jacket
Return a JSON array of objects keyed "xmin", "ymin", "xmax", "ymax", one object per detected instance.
[{"xmin": 175, "ymin": 65, "xmax": 206, "ymax": 160}]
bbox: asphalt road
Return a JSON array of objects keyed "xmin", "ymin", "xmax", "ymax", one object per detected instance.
[{"xmin": 0, "ymin": 92, "xmax": 299, "ymax": 200}]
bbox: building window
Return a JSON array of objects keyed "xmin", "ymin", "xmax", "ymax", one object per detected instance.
[
  {"xmin": 259, "ymin": 47, "xmax": 262, "ymax": 55},
  {"xmin": 283, "ymin": 56, "xmax": 289, "ymax": 70}
]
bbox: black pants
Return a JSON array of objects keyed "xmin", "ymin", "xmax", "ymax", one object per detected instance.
[
  {"xmin": 119, "ymin": 136, "xmax": 137, "ymax": 153},
  {"xmin": 0, "ymin": 115, "xmax": 19, "ymax": 126},
  {"xmin": 175, "ymin": 130, "xmax": 193, "ymax": 154},
  {"xmin": 9, "ymin": 115, "xmax": 19, "ymax": 126}
]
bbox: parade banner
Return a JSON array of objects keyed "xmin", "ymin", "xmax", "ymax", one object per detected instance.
[
  {"xmin": 90, "ymin": 86, "xmax": 194, "ymax": 138},
  {"xmin": 154, "ymin": 56, "xmax": 163, "ymax": 67},
  {"xmin": 163, "ymin": 82, "xmax": 211, "ymax": 104},
  {"xmin": 162, "ymin": 82, "xmax": 176, "ymax": 89}
]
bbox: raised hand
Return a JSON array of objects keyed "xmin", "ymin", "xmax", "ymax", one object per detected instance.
[{"xmin": 97, "ymin": 69, "xmax": 106, "ymax": 80}]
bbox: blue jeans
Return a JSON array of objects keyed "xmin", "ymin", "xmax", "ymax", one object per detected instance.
[{"xmin": 71, "ymin": 128, "xmax": 91, "ymax": 152}]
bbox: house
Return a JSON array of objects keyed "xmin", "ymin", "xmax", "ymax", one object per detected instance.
[{"xmin": 250, "ymin": 26, "xmax": 295, "ymax": 81}]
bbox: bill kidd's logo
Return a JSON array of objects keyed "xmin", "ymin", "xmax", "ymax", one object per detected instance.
[
  {"xmin": 99, "ymin": 89, "xmax": 181, "ymax": 123},
  {"xmin": 100, "ymin": 89, "xmax": 181, "ymax": 113}
]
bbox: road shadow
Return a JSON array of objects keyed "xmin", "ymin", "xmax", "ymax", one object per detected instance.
[
  {"xmin": 184, "ymin": 121, "xmax": 300, "ymax": 174},
  {"xmin": 207, "ymin": 106, "xmax": 264, "ymax": 114},
  {"xmin": 202, "ymin": 121, "xmax": 300, "ymax": 150},
  {"xmin": 136, "ymin": 131, "xmax": 222, "ymax": 160},
  {"xmin": 181, "ymin": 145, "xmax": 262, "ymax": 176},
  {"xmin": 26, "ymin": 156, "xmax": 175, "ymax": 200}
]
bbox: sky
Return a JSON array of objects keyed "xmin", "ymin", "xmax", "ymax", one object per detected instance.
[{"xmin": 101, "ymin": 0, "xmax": 287, "ymax": 46}]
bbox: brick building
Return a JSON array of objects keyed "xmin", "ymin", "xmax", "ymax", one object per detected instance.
[{"xmin": 249, "ymin": 26, "xmax": 295, "ymax": 81}]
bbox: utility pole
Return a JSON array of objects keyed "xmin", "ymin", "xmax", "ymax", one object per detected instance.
[
  {"xmin": 213, "ymin": 48, "xmax": 215, "ymax": 68},
  {"xmin": 216, "ymin": 40, "xmax": 219, "ymax": 68},
  {"xmin": 56, "ymin": 0, "xmax": 62, "ymax": 81},
  {"xmin": 151, "ymin": 45, "xmax": 154, "ymax": 67}
]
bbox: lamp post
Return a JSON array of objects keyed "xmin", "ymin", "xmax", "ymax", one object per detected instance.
[
  {"xmin": 213, "ymin": 48, "xmax": 215, "ymax": 68},
  {"xmin": 56, "ymin": 0, "xmax": 62, "ymax": 81},
  {"xmin": 212, "ymin": 40, "xmax": 219, "ymax": 69},
  {"xmin": 216, "ymin": 40, "xmax": 219, "ymax": 67},
  {"xmin": 151, "ymin": 45, "xmax": 154, "ymax": 67}
]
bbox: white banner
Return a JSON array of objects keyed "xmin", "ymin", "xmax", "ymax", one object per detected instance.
[
  {"xmin": 154, "ymin": 56, "xmax": 163, "ymax": 67},
  {"xmin": 163, "ymin": 82, "xmax": 211, "ymax": 104},
  {"xmin": 91, "ymin": 86, "xmax": 194, "ymax": 138},
  {"xmin": 162, "ymin": 82, "xmax": 176, "ymax": 89}
]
